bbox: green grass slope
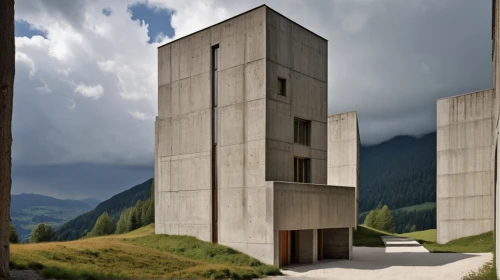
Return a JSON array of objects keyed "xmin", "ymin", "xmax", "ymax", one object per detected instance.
[
  {"xmin": 354, "ymin": 225, "xmax": 492, "ymax": 254},
  {"xmin": 398, "ymin": 229, "xmax": 436, "ymax": 243},
  {"xmin": 11, "ymin": 224, "xmax": 281, "ymax": 280}
]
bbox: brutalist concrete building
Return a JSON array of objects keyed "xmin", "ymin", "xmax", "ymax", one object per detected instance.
[{"xmin": 154, "ymin": 5, "xmax": 359, "ymax": 267}]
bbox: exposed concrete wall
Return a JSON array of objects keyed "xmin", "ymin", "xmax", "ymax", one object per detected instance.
[
  {"xmin": 269, "ymin": 181, "xmax": 356, "ymax": 231},
  {"xmin": 155, "ymin": 31, "xmax": 213, "ymax": 241},
  {"xmin": 214, "ymin": 6, "xmax": 271, "ymax": 262},
  {"xmin": 436, "ymin": 89, "xmax": 494, "ymax": 244},
  {"xmin": 265, "ymin": 8, "xmax": 328, "ymax": 185},
  {"xmin": 155, "ymin": 7, "xmax": 268, "ymax": 247},
  {"xmin": 327, "ymin": 112, "xmax": 360, "ymax": 227}
]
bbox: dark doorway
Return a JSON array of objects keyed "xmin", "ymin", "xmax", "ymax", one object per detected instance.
[
  {"xmin": 279, "ymin": 230, "xmax": 301, "ymax": 267},
  {"xmin": 290, "ymin": 230, "xmax": 299, "ymax": 264},
  {"xmin": 317, "ymin": 229, "xmax": 324, "ymax": 261}
]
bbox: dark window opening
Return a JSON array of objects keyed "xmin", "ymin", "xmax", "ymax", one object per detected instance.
[
  {"xmin": 212, "ymin": 45, "xmax": 219, "ymax": 243},
  {"xmin": 294, "ymin": 118, "xmax": 310, "ymax": 146},
  {"xmin": 278, "ymin": 77, "xmax": 286, "ymax": 96},
  {"xmin": 294, "ymin": 157, "xmax": 310, "ymax": 183}
]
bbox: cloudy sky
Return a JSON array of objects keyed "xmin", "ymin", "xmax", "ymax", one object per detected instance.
[{"xmin": 12, "ymin": 0, "xmax": 492, "ymax": 200}]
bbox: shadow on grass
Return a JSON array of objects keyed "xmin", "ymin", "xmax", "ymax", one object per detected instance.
[{"xmin": 10, "ymin": 261, "xmax": 123, "ymax": 280}]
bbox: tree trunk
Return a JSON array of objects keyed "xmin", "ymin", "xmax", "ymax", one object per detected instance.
[{"xmin": 0, "ymin": 0, "xmax": 15, "ymax": 279}]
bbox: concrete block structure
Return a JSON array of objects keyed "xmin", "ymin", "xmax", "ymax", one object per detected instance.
[
  {"xmin": 436, "ymin": 89, "xmax": 495, "ymax": 244},
  {"xmin": 328, "ymin": 112, "xmax": 360, "ymax": 228},
  {"xmin": 154, "ymin": 5, "xmax": 358, "ymax": 267}
]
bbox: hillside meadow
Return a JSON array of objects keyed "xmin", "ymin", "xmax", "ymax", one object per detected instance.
[{"xmin": 10, "ymin": 224, "xmax": 281, "ymax": 280}]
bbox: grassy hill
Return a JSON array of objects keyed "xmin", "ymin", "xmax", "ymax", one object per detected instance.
[
  {"xmin": 11, "ymin": 225, "xmax": 281, "ymax": 280},
  {"xmin": 56, "ymin": 178, "xmax": 153, "ymax": 241},
  {"xmin": 358, "ymin": 202, "xmax": 436, "ymax": 234},
  {"xmin": 354, "ymin": 225, "xmax": 493, "ymax": 253},
  {"xmin": 11, "ymin": 194, "xmax": 97, "ymax": 242}
]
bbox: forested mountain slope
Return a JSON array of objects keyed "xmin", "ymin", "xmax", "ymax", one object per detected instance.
[
  {"xmin": 359, "ymin": 132, "xmax": 436, "ymax": 212},
  {"xmin": 56, "ymin": 178, "xmax": 153, "ymax": 240}
]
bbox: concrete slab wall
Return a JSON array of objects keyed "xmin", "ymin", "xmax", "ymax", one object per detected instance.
[
  {"xmin": 265, "ymin": 8, "xmax": 328, "ymax": 185},
  {"xmin": 327, "ymin": 112, "xmax": 360, "ymax": 227},
  {"xmin": 155, "ymin": 6, "xmax": 268, "ymax": 248},
  {"xmin": 269, "ymin": 181, "xmax": 356, "ymax": 230},
  {"xmin": 214, "ymin": 6, "xmax": 272, "ymax": 262},
  {"xmin": 436, "ymin": 89, "xmax": 494, "ymax": 244}
]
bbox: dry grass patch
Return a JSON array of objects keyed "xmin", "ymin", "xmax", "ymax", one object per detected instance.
[{"xmin": 11, "ymin": 225, "xmax": 281, "ymax": 279}]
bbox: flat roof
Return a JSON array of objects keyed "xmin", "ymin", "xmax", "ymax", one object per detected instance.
[{"xmin": 158, "ymin": 4, "xmax": 328, "ymax": 49}]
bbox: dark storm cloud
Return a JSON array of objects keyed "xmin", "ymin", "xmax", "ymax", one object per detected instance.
[
  {"xmin": 10, "ymin": 0, "xmax": 493, "ymax": 199},
  {"xmin": 324, "ymin": 0, "xmax": 492, "ymax": 144},
  {"xmin": 12, "ymin": 163, "xmax": 153, "ymax": 200}
]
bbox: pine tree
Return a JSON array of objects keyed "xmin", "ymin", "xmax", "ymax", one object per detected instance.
[
  {"xmin": 115, "ymin": 208, "xmax": 133, "ymax": 234},
  {"xmin": 87, "ymin": 212, "xmax": 115, "ymax": 237},
  {"xmin": 132, "ymin": 200, "xmax": 144, "ymax": 229},
  {"xmin": 364, "ymin": 209, "xmax": 378, "ymax": 228},
  {"xmin": 374, "ymin": 205, "xmax": 395, "ymax": 233}
]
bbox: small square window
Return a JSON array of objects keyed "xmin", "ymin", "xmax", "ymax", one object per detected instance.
[{"xmin": 278, "ymin": 78, "xmax": 286, "ymax": 96}]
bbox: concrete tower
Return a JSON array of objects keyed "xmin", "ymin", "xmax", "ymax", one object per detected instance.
[{"xmin": 155, "ymin": 5, "xmax": 358, "ymax": 267}]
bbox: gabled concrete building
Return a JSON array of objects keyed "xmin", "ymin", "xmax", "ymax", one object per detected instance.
[{"xmin": 155, "ymin": 5, "xmax": 359, "ymax": 267}]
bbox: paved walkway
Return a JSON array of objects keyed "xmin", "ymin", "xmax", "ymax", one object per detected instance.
[
  {"xmin": 381, "ymin": 236, "xmax": 429, "ymax": 253},
  {"xmin": 270, "ymin": 246, "xmax": 491, "ymax": 280}
]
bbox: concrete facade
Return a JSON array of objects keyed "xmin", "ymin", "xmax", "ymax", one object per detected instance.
[
  {"xmin": 436, "ymin": 89, "xmax": 495, "ymax": 244},
  {"xmin": 155, "ymin": 5, "xmax": 357, "ymax": 267},
  {"xmin": 327, "ymin": 112, "xmax": 360, "ymax": 228}
]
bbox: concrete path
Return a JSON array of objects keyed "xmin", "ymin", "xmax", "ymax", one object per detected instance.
[
  {"xmin": 381, "ymin": 236, "xmax": 429, "ymax": 253},
  {"xmin": 270, "ymin": 247, "xmax": 491, "ymax": 280}
]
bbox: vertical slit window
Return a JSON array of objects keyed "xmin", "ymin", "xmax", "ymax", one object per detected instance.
[{"xmin": 212, "ymin": 45, "xmax": 219, "ymax": 243}]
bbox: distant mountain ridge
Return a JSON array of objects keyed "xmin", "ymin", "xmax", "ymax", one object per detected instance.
[
  {"xmin": 56, "ymin": 178, "xmax": 153, "ymax": 241},
  {"xmin": 11, "ymin": 193, "xmax": 97, "ymax": 210},
  {"xmin": 359, "ymin": 132, "xmax": 436, "ymax": 212},
  {"xmin": 10, "ymin": 193, "xmax": 97, "ymax": 242}
]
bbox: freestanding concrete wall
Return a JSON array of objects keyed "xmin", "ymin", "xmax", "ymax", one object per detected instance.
[
  {"xmin": 436, "ymin": 89, "xmax": 494, "ymax": 244},
  {"xmin": 327, "ymin": 112, "xmax": 360, "ymax": 227}
]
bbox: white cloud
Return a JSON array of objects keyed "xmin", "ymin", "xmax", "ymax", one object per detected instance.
[
  {"xmin": 74, "ymin": 83, "xmax": 104, "ymax": 100},
  {"xmin": 15, "ymin": 52, "xmax": 37, "ymax": 78},
  {"xmin": 11, "ymin": 0, "xmax": 492, "ymax": 167},
  {"xmin": 129, "ymin": 110, "xmax": 154, "ymax": 121}
]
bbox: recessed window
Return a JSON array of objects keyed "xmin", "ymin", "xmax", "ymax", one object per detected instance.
[
  {"xmin": 294, "ymin": 157, "xmax": 310, "ymax": 183},
  {"xmin": 278, "ymin": 77, "xmax": 286, "ymax": 96},
  {"xmin": 294, "ymin": 118, "xmax": 310, "ymax": 146}
]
